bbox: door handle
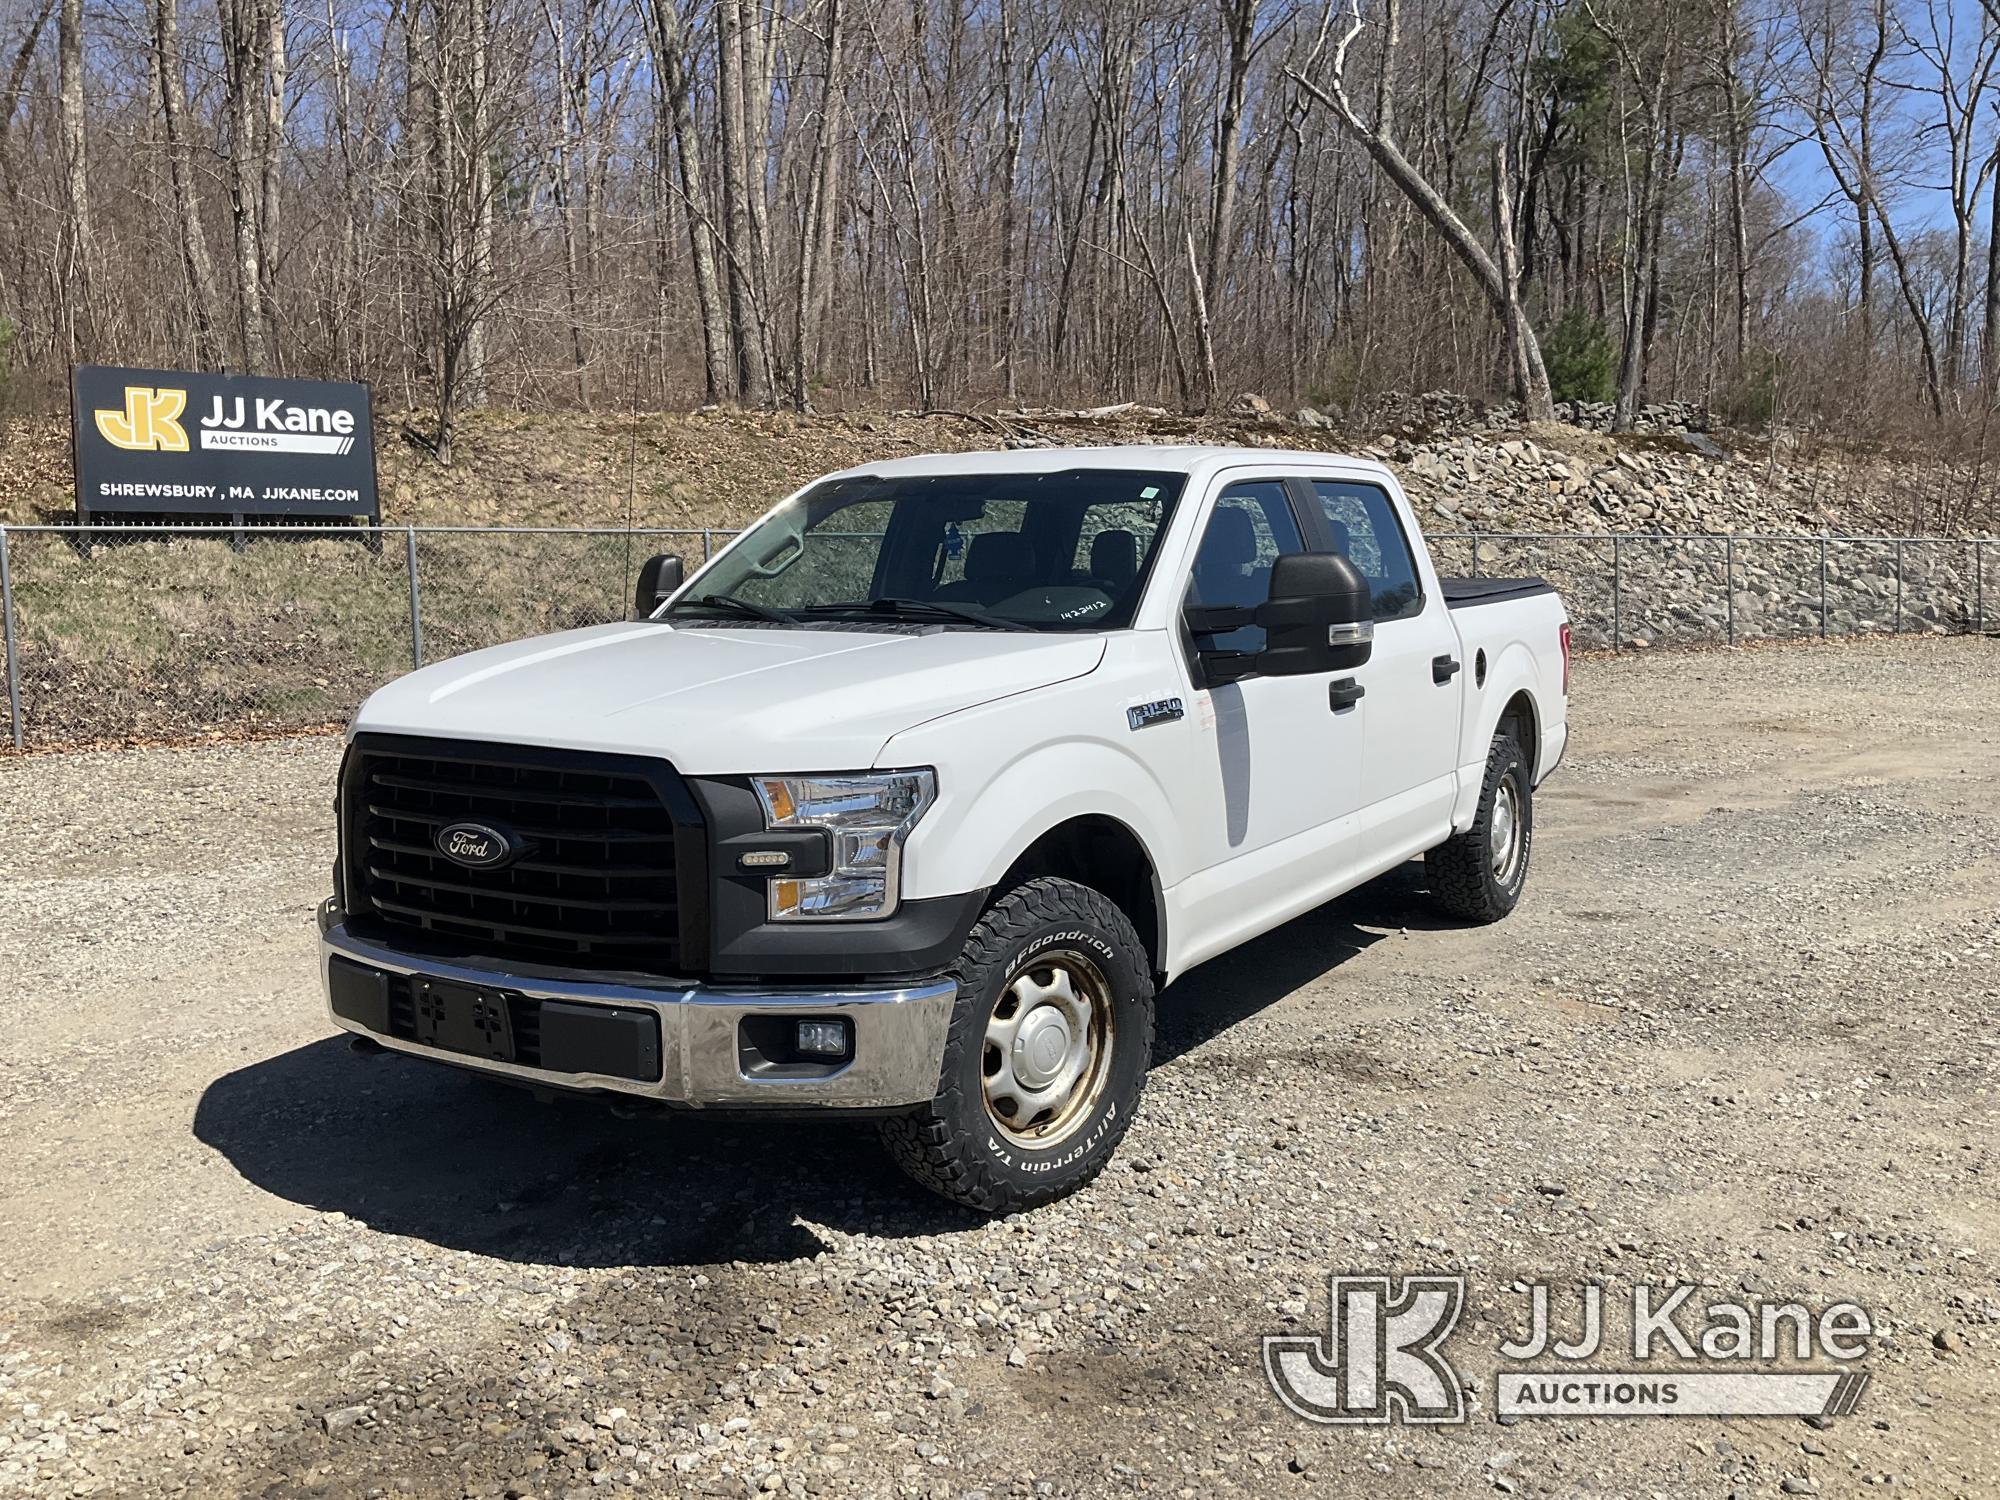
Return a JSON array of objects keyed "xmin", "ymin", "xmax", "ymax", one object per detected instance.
[
  {"xmin": 1329, "ymin": 677, "xmax": 1365, "ymax": 712},
  {"xmin": 1432, "ymin": 654, "xmax": 1462, "ymax": 684}
]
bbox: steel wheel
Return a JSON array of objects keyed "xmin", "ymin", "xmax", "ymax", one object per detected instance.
[
  {"xmin": 981, "ymin": 951, "xmax": 1115, "ymax": 1147},
  {"xmin": 1489, "ymin": 771, "xmax": 1524, "ymax": 884}
]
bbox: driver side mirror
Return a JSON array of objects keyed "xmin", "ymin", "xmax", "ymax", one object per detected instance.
[
  {"xmin": 634, "ymin": 553, "xmax": 684, "ymax": 619},
  {"xmin": 1256, "ymin": 551, "xmax": 1373, "ymax": 675},
  {"xmin": 1185, "ymin": 552, "xmax": 1373, "ymax": 682}
]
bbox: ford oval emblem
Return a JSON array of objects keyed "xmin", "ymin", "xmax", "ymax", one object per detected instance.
[{"xmin": 435, "ymin": 821, "xmax": 519, "ymax": 871}]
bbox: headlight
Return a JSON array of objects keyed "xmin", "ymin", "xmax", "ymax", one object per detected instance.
[{"xmin": 751, "ymin": 769, "xmax": 936, "ymax": 921}]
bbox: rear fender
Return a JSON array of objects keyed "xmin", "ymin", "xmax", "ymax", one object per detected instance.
[{"xmin": 1451, "ymin": 643, "xmax": 1546, "ymax": 829}]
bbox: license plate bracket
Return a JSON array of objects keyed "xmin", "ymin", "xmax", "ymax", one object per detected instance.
[{"xmin": 413, "ymin": 978, "xmax": 516, "ymax": 1063}]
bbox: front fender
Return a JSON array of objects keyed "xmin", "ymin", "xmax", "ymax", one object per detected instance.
[{"xmin": 883, "ymin": 719, "xmax": 1187, "ymax": 907}]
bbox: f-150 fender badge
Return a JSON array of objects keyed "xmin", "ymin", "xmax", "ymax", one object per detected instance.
[{"xmin": 1127, "ymin": 697, "xmax": 1185, "ymax": 731}]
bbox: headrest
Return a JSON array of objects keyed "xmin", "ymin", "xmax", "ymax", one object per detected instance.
[
  {"xmin": 1202, "ymin": 506, "xmax": 1259, "ymax": 567},
  {"xmin": 1090, "ymin": 528, "xmax": 1138, "ymax": 584},
  {"xmin": 966, "ymin": 530, "xmax": 1036, "ymax": 583}
]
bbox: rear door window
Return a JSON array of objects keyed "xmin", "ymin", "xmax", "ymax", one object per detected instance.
[{"xmin": 1310, "ymin": 480, "xmax": 1423, "ymax": 621}]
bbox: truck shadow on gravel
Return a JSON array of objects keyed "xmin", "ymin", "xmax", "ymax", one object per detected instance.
[{"xmin": 192, "ymin": 862, "xmax": 1446, "ymax": 1267}]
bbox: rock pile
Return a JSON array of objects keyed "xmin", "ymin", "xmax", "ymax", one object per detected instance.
[
  {"xmin": 1365, "ymin": 433, "xmax": 1832, "ymax": 536},
  {"xmin": 1321, "ymin": 389, "xmax": 1710, "ymax": 437},
  {"xmin": 1002, "ymin": 389, "xmax": 1993, "ymax": 652}
]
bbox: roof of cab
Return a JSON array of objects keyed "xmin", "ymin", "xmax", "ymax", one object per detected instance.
[{"xmin": 820, "ymin": 444, "xmax": 1395, "ymax": 482}]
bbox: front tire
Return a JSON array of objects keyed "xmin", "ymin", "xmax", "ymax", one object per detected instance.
[
  {"xmin": 1426, "ymin": 731, "xmax": 1533, "ymax": 922},
  {"xmin": 879, "ymin": 876, "xmax": 1154, "ymax": 1213}
]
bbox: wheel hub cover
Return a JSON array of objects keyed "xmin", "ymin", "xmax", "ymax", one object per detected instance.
[{"xmin": 1012, "ymin": 1008, "xmax": 1073, "ymax": 1090}]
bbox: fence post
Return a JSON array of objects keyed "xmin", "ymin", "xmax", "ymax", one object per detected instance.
[
  {"xmin": 1894, "ymin": 539, "xmax": 1904, "ymax": 635},
  {"xmin": 1725, "ymin": 535, "xmax": 1735, "ymax": 646},
  {"xmin": 1611, "ymin": 534, "xmax": 1622, "ymax": 651},
  {"xmin": 0, "ymin": 527, "xmax": 22, "ymax": 750},
  {"xmin": 1470, "ymin": 529, "xmax": 1480, "ymax": 578},
  {"xmin": 703, "ymin": 528, "xmax": 714, "ymax": 561},
  {"xmin": 1978, "ymin": 539, "xmax": 1986, "ymax": 635},
  {"xmin": 1819, "ymin": 536, "xmax": 1829, "ymax": 639},
  {"xmin": 405, "ymin": 526, "xmax": 425, "ymax": 670}
]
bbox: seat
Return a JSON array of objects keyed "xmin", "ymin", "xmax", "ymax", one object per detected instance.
[
  {"xmin": 937, "ymin": 530, "xmax": 1038, "ymax": 604},
  {"xmin": 1089, "ymin": 528, "xmax": 1138, "ymax": 589}
]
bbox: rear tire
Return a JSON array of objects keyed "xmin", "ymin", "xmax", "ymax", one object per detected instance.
[
  {"xmin": 1427, "ymin": 732, "xmax": 1533, "ymax": 923},
  {"xmin": 879, "ymin": 876, "xmax": 1154, "ymax": 1213}
]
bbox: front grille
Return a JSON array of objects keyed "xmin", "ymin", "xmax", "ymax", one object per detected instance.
[{"xmin": 343, "ymin": 736, "xmax": 701, "ymax": 974}]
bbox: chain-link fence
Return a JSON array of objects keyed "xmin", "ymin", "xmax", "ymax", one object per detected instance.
[
  {"xmin": 0, "ymin": 524, "xmax": 720, "ymax": 751},
  {"xmin": 1428, "ymin": 532, "xmax": 1996, "ymax": 650},
  {"xmin": 0, "ymin": 523, "xmax": 1993, "ymax": 752}
]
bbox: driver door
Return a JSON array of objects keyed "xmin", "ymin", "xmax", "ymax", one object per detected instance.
[{"xmin": 1174, "ymin": 478, "xmax": 1364, "ymax": 943}]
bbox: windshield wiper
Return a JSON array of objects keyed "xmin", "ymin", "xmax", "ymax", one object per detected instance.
[
  {"xmin": 673, "ymin": 592, "xmax": 799, "ymax": 624},
  {"xmin": 799, "ymin": 597, "xmax": 1025, "ymax": 630}
]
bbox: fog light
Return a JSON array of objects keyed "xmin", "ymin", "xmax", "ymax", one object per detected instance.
[{"xmin": 794, "ymin": 1019, "xmax": 851, "ymax": 1058}]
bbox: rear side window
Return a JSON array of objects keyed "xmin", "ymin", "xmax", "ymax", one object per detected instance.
[{"xmin": 1311, "ymin": 480, "xmax": 1423, "ymax": 621}]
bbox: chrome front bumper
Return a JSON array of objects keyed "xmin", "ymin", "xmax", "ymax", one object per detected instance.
[{"xmin": 320, "ymin": 924, "xmax": 956, "ymax": 1108}]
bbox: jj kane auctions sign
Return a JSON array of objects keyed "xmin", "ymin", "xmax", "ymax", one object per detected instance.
[{"xmin": 71, "ymin": 365, "xmax": 378, "ymax": 521}]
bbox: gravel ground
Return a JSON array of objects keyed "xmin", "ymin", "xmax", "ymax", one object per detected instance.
[{"xmin": 0, "ymin": 636, "xmax": 1995, "ymax": 1499}]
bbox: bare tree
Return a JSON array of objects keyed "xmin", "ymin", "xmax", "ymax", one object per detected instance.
[
  {"xmin": 1801, "ymin": 0, "xmax": 1944, "ymax": 415},
  {"xmin": 156, "ymin": 0, "xmax": 224, "ymax": 369},
  {"xmin": 0, "ymin": 0, "xmax": 55, "ymax": 336},
  {"xmin": 0, "ymin": 0, "xmax": 1995, "ymax": 449},
  {"xmin": 641, "ymin": 0, "xmax": 733, "ymax": 403},
  {"xmin": 1290, "ymin": 0, "xmax": 1554, "ymax": 418},
  {"xmin": 220, "ymin": 0, "xmax": 281, "ymax": 369},
  {"xmin": 1203, "ymin": 0, "xmax": 1258, "ymax": 338},
  {"xmin": 1904, "ymin": 0, "xmax": 1999, "ymax": 395},
  {"xmin": 717, "ymin": 0, "xmax": 775, "ymax": 404},
  {"xmin": 55, "ymin": 0, "xmax": 90, "ymax": 356}
]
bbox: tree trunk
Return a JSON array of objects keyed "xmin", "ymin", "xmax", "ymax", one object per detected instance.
[
  {"xmin": 1492, "ymin": 144, "xmax": 1553, "ymax": 420},
  {"xmin": 461, "ymin": 0, "xmax": 493, "ymax": 407},
  {"xmin": 0, "ymin": 0, "xmax": 54, "ymax": 335},
  {"xmin": 56, "ymin": 0, "xmax": 91, "ymax": 357},
  {"xmin": 716, "ymin": 0, "xmax": 772, "ymax": 404},
  {"xmin": 1204, "ymin": 0, "xmax": 1256, "ymax": 321},
  {"xmin": 791, "ymin": 0, "xmax": 844, "ymax": 411},
  {"xmin": 221, "ymin": 0, "xmax": 270, "ymax": 370},
  {"xmin": 1186, "ymin": 229, "xmax": 1220, "ymax": 410},
  {"xmin": 1293, "ymin": 59, "xmax": 1553, "ymax": 419},
  {"xmin": 1984, "ymin": 151, "xmax": 2000, "ymax": 403},
  {"xmin": 156, "ymin": 0, "xmax": 224, "ymax": 369},
  {"xmin": 257, "ymin": 0, "xmax": 286, "ymax": 366},
  {"xmin": 643, "ymin": 0, "xmax": 732, "ymax": 404},
  {"xmin": 995, "ymin": 0, "xmax": 1023, "ymax": 401}
]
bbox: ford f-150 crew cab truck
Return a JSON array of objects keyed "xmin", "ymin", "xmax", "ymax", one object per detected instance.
[{"xmin": 321, "ymin": 446, "xmax": 1569, "ymax": 1211}]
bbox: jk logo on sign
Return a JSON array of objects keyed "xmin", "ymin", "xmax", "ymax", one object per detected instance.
[
  {"xmin": 1263, "ymin": 1275, "xmax": 1467, "ymax": 1424},
  {"xmin": 94, "ymin": 386, "xmax": 189, "ymax": 452}
]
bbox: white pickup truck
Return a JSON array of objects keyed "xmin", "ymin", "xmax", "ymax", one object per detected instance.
[{"xmin": 322, "ymin": 447, "xmax": 1569, "ymax": 1210}]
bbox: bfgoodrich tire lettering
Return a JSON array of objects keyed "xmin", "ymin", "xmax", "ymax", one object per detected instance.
[
  {"xmin": 1426, "ymin": 731, "xmax": 1533, "ymax": 923},
  {"xmin": 879, "ymin": 876, "xmax": 1154, "ymax": 1213}
]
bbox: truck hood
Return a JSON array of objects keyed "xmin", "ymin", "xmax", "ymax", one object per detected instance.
[{"xmin": 351, "ymin": 623, "xmax": 1107, "ymax": 773}]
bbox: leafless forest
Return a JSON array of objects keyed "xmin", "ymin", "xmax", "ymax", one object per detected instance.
[{"xmin": 4, "ymin": 0, "xmax": 2000, "ymax": 456}]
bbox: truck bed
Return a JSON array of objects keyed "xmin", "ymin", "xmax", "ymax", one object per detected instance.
[{"xmin": 1440, "ymin": 576, "xmax": 1557, "ymax": 608}]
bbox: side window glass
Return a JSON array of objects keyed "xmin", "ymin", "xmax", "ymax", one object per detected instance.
[
  {"xmin": 728, "ymin": 497, "xmax": 894, "ymax": 608},
  {"xmin": 1311, "ymin": 480, "xmax": 1423, "ymax": 621},
  {"xmin": 1190, "ymin": 481, "xmax": 1305, "ymax": 655}
]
